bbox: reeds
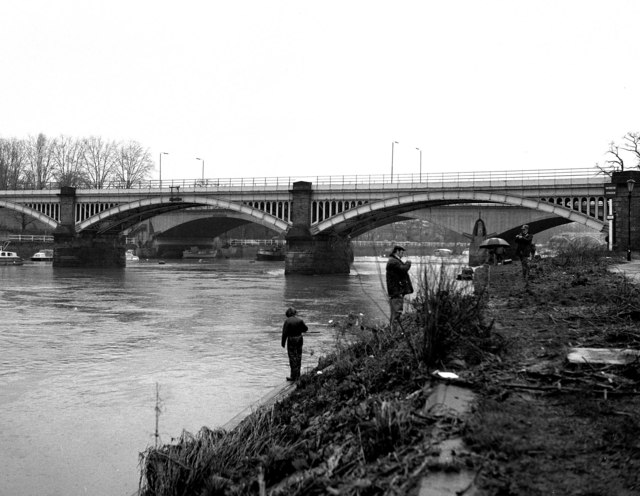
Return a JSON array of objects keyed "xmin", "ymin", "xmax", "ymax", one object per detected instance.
[
  {"xmin": 408, "ymin": 262, "xmax": 490, "ymax": 367},
  {"xmin": 139, "ymin": 405, "xmax": 304, "ymax": 495}
]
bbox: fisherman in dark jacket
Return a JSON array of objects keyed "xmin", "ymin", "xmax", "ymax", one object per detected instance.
[
  {"xmin": 515, "ymin": 224, "xmax": 534, "ymax": 282},
  {"xmin": 281, "ymin": 307, "xmax": 308, "ymax": 381},
  {"xmin": 385, "ymin": 245, "xmax": 414, "ymax": 328}
]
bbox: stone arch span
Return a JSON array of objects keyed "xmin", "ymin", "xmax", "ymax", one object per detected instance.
[
  {"xmin": 0, "ymin": 199, "xmax": 58, "ymax": 229},
  {"xmin": 311, "ymin": 190, "xmax": 606, "ymax": 236},
  {"xmin": 76, "ymin": 195, "xmax": 290, "ymax": 234}
]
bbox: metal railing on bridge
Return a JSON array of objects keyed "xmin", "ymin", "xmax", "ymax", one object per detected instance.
[
  {"xmin": 7, "ymin": 234, "xmax": 54, "ymax": 243},
  {"xmin": 228, "ymin": 239, "xmax": 285, "ymax": 246},
  {"xmin": 8, "ymin": 167, "xmax": 607, "ymax": 191}
]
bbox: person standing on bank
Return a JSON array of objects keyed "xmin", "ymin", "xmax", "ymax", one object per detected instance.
[
  {"xmin": 281, "ymin": 307, "xmax": 308, "ymax": 381},
  {"xmin": 515, "ymin": 224, "xmax": 534, "ymax": 282},
  {"xmin": 385, "ymin": 245, "xmax": 414, "ymax": 328}
]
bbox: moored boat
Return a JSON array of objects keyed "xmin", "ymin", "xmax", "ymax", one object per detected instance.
[
  {"xmin": 256, "ymin": 246, "xmax": 285, "ymax": 261},
  {"xmin": 126, "ymin": 249, "xmax": 140, "ymax": 262},
  {"xmin": 182, "ymin": 247, "xmax": 218, "ymax": 259},
  {"xmin": 31, "ymin": 249, "xmax": 54, "ymax": 262},
  {"xmin": 433, "ymin": 248, "xmax": 453, "ymax": 257},
  {"xmin": 0, "ymin": 242, "xmax": 24, "ymax": 265}
]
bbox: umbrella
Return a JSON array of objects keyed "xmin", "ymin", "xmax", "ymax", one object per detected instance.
[{"xmin": 479, "ymin": 237, "xmax": 510, "ymax": 249}]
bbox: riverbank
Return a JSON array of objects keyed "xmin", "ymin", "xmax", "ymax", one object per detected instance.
[{"xmin": 138, "ymin": 250, "xmax": 640, "ymax": 495}]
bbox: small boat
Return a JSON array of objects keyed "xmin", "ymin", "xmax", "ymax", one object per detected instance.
[
  {"xmin": 434, "ymin": 248, "xmax": 453, "ymax": 257},
  {"xmin": 31, "ymin": 249, "xmax": 54, "ymax": 262},
  {"xmin": 0, "ymin": 242, "xmax": 24, "ymax": 265},
  {"xmin": 182, "ymin": 247, "xmax": 218, "ymax": 259},
  {"xmin": 126, "ymin": 249, "xmax": 139, "ymax": 262},
  {"xmin": 256, "ymin": 246, "xmax": 285, "ymax": 261}
]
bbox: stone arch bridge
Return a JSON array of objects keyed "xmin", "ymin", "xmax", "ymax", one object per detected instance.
[{"xmin": 0, "ymin": 168, "xmax": 630, "ymax": 273}]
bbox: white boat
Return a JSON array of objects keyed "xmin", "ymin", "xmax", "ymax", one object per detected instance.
[
  {"xmin": 0, "ymin": 242, "xmax": 24, "ymax": 265},
  {"xmin": 31, "ymin": 249, "xmax": 54, "ymax": 262},
  {"xmin": 126, "ymin": 249, "xmax": 140, "ymax": 262},
  {"xmin": 434, "ymin": 248, "xmax": 453, "ymax": 257}
]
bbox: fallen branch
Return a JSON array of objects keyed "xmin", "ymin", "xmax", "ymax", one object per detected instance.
[{"xmin": 502, "ymin": 382, "xmax": 640, "ymax": 396}]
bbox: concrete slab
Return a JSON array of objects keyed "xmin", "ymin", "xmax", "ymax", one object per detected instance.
[
  {"xmin": 419, "ymin": 470, "xmax": 479, "ymax": 496},
  {"xmin": 423, "ymin": 383, "xmax": 476, "ymax": 418},
  {"xmin": 419, "ymin": 383, "xmax": 479, "ymax": 496}
]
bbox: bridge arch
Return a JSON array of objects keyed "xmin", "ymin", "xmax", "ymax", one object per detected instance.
[
  {"xmin": 76, "ymin": 195, "xmax": 290, "ymax": 234},
  {"xmin": 0, "ymin": 200, "xmax": 58, "ymax": 229},
  {"xmin": 311, "ymin": 190, "xmax": 607, "ymax": 236}
]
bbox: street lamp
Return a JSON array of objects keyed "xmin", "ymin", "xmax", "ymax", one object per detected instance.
[
  {"xmin": 627, "ymin": 179, "xmax": 635, "ymax": 261},
  {"xmin": 391, "ymin": 141, "xmax": 398, "ymax": 183},
  {"xmin": 416, "ymin": 147, "xmax": 422, "ymax": 182},
  {"xmin": 196, "ymin": 157, "xmax": 204, "ymax": 181},
  {"xmin": 159, "ymin": 152, "xmax": 168, "ymax": 187}
]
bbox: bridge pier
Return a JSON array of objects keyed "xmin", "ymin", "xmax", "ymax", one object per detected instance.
[
  {"xmin": 52, "ymin": 187, "xmax": 125, "ymax": 268},
  {"xmin": 53, "ymin": 232, "xmax": 125, "ymax": 268},
  {"xmin": 285, "ymin": 234, "xmax": 353, "ymax": 275},
  {"xmin": 285, "ymin": 181, "xmax": 353, "ymax": 274}
]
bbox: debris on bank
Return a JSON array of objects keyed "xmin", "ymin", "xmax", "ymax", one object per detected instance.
[{"xmin": 567, "ymin": 347, "xmax": 640, "ymax": 366}]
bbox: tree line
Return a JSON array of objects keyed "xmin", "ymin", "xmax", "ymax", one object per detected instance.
[{"xmin": 0, "ymin": 133, "xmax": 154, "ymax": 190}]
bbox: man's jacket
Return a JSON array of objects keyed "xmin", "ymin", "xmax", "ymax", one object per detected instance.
[{"xmin": 386, "ymin": 255, "xmax": 414, "ymax": 298}]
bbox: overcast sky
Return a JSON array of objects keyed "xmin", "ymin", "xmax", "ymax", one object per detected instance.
[{"xmin": 2, "ymin": 0, "xmax": 639, "ymax": 181}]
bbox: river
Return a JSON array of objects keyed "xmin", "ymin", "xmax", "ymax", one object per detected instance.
[{"xmin": 0, "ymin": 255, "xmax": 467, "ymax": 496}]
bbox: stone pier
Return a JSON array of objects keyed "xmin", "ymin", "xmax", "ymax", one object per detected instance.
[
  {"xmin": 53, "ymin": 187, "xmax": 125, "ymax": 268},
  {"xmin": 285, "ymin": 181, "xmax": 353, "ymax": 275}
]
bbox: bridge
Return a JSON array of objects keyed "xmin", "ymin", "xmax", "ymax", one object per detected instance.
[{"xmin": 0, "ymin": 168, "xmax": 635, "ymax": 273}]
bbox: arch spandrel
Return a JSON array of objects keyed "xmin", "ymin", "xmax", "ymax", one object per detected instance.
[
  {"xmin": 0, "ymin": 200, "xmax": 58, "ymax": 229},
  {"xmin": 311, "ymin": 191, "xmax": 606, "ymax": 236},
  {"xmin": 76, "ymin": 196, "xmax": 290, "ymax": 234}
]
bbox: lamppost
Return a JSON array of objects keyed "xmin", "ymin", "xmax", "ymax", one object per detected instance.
[
  {"xmin": 159, "ymin": 152, "xmax": 168, "ymax": 187},
  {"xmin": 627, "ymin": 179, "xmax": 635, "ymax": 261},
  {"xmin": 390, "ymin": 141, "xmax": 398, "ymax": 182},
  {"xmin": 196, "ymin": 157, "xmax": 204, "ymax": 182},
  {"xmin": 416, "ymin": 147, "xmax": 422, "ymax": 182}
]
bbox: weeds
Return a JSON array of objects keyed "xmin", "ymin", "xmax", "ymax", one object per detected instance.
[{"xmin": 551, "ymin": 239, "xmax": 609, "ymax": 268}]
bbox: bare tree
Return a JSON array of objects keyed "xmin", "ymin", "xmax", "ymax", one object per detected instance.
[
  {"xmin": 0, "ymin": 138, "xmax": 27, "ymax": 189},
  {"xmin": 51, "ymin": 135, "xmax": 89, "ymax": 187},
  {"xmin": 24, "ymin": 133, "xmax": 56, "ymax": 189},
  {"xmin": 114, "ymin": 141, "xmax": 153, "ymax": 188},
  {"xmin": 621, "ymin": 132, "xmax": 640, "ymax": 169},
  {"xmin": 606, "ymin": 141, "xmax": 625, "ymax": 171},
  {"xmin": 594, "ymin": 161, "xmax": 613, "ymax": 178},
  {"xmin": 8, "ymin": 211, "xmax": 40, "ymax": 233},
  {"xmin": 82, "ymin": 136, "xmax": 117, "ymax": 188}
]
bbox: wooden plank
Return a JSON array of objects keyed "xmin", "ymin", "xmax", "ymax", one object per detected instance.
[{"xmin": 567, "ymin": 347, "xmax": 640, "ymax": 365}]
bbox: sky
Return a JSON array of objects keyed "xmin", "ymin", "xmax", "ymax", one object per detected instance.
[{"xmin": 1, "ymin": 0, "xmax": 640, "ymax": 181}]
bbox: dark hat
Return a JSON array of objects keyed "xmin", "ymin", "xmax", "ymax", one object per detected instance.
[
  {"xmin": 521, "ymin": 225, "xmax": 529, "ymax": 230},
  {"xmin": 392, "ymin": 245, "xmax": 406, "ymax": 253}
]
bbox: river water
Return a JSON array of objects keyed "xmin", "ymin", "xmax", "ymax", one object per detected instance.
[{"xmin": 0, "ymin": 255, "xmax": 467, "ymax": 496}]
